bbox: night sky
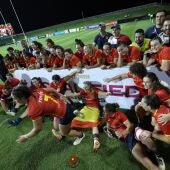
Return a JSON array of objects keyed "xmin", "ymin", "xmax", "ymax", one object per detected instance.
[{"xmin": 0, "ymin": 0, "xmax": 162, "ymax": 33}]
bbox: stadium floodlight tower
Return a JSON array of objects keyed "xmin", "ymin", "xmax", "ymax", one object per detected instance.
[
  {"xmin": 0, "ymin": 10, "xmax": 15, "ymax": 44},
  {"xmin": 9, "ymin": 0, "xmax": 28, "ymax": 45}
]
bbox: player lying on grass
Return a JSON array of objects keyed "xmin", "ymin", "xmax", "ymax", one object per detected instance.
[{"xmin": 65, "ymin": 81, "xmax": 110, "ymax": 151}]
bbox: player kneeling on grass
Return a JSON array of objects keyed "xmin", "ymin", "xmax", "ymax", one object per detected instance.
[
  {"xmin": 11, "ymin": 85, "xmax": 85, "ymax": 145},
  {"xmin": 103, "ymin": 103, "xmax": 160, "ymax": 170}
]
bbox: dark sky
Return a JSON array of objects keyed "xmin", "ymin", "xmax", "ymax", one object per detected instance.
[{"xmin": 0, "ymin": 0, "xmax": 162, "ymax": 34}]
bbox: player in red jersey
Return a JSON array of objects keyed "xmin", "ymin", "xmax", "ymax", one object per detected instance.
[
  {"xmin": 104, "ymin": 63, "xmax": 148, "ymax": 97},
  {"xmin": 83, "ymin": 44, "xmax": 103, "ymax": 69},
  {"xmin": 63, "ymin": 49, "xmax": 82, "ymax": 69},
  {"xmin": 66, "ymin": 81, "xmax": 110, "ymax": 150},
  {"xmin": 116, "ymin": 42, "xmax": 140, "ymax": 67},
  {"xmin": 12, "ymin": 86, "xmax": 85, "ymax": 145},
  {"xmin": 143, "ymin": 72, "xmax": 170, "ymax": 107},
  {"xmin": 143, "ymin": 36, "xmax": 170, "ymax": 72},
  {"xmin": 8, "ymin": 77, "xmax": 45, "ymax": 126},
  {"xmin": 74, "ymin": 39, "xmax": 85, "ymax": 62},
  {"xmin": 49, "ymin": 70, "xmax": 79, "ymax": 94},
  {"xmin": 4, "ymin": 73, "xmax": 20, "ymax": 89},
  {"xmin": 101, "ymin": 42, "xmax": 118, "ymax": 69},
  {"xmin": 139, "ymin": 94, "xmax": 170, "ymax": 144},
  {"xmin": 135, "ymin": 72, "xmax": 170, "ymax": 127},
  {"xmin": 133, "ymin": 95, "xmax": 170, "ymax": 170},
  {"xmin": 103, "ymin": 103, "xmax": 160, "ymax": 170},
  {"xmin": 30, "ymin": 77, "xmax": 46, "ymax": 92}
]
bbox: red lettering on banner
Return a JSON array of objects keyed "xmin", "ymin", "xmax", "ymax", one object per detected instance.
[
  {"xmin": 125, "ymin": 86, "xmax": 140, "ymax": 97},
  {"xmin": 91, "ymin": 83, "xmax": 140, "ymax": 98},
  {"xmin": 40, "ymin": 80, "xmax": 140, "ymax": 98},
  {"xmin": 109, "ymin": 85, "xmax": 124, "ymax": 96},
  {"xmin": 103, "ymin": 84, "xmax": 107, "ymax": 92}
]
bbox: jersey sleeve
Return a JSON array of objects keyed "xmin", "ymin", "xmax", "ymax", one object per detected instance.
[
  {"xmin": 28, "ymin": 104, "xmax": 43, "ymax": 120},
  {"xmin": 131, "ymin": 46, "xmax": 140, "ymax": 61},
  {"xmin": 118, "ymin": 111, "xmax": 128, "ymax": 123},
  {"xmin": 79, "ymin": 90, "xmax": 85, "ymax": 95}
]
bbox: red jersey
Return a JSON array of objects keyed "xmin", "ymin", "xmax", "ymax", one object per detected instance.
[
  {"xmin": 66, "ymin": 54, "xmax": 81, "ymax": 68},
  {"xmin": 153, "ymin": 46, "xmax": 170, "ymax": 65},
  {"xmin": 17, "ymin": 57, "xmax": 26, "ymax": 67},
  {"xmin": 0, "ymin": 84, "xmax": 4, "ymax": 96},
  {"xmin": 83, "ymin": 48, "xmax": 102, "ymax": 66},
  {"xmin": 148, "ymin": 88, "xmax": 170, "ymax": 104},
  {"xmin": 118, "ymin": 46, "xmax": 140, "ymax": 64},
  {"xmin": 105, "ymin": 111, "xmax": 128, "ymax": 138},
  {"xmin": 127, "ymin": 72, "xmax": 148, "ymax": 97},
  {"xmin": 5, "ymin": 62, "xmax": 15, "ymax": 70},
  {"xmin": 5, "ymin": 78, "xmax": 20, "ymax": 89},
  {"xmin": 44, "ymin": 54, "xmax": 57, "ymax": 68},
  {"xmin": 26, "ymin": 57, "xmax": 36, "ymax": 68},
  {"xmin": 102, "ymin": 48, "xmax": 118, "ymax": 65},
  {"xmin": 53, "ymin": 55, "xmax": 64, "ymax": 68},
  {"xmin": 75, "ymin": 51, "xmax": 84, "ymax": 61},
  {"xmin": 49, "ymin": 78, "xmax": 67, "ymax": 94},
  {"xmin": 153, "ymin": 105, "xmax": 170, "ymax": 135},
  {"xmin": 79, "ymin": 88, "xmax": 100, "ymax": 107},
  {"xmin": 28, "ymin": 90, "xmax": 66, "ymax": 120},
  {"xmin": 11, "ymin": 58, "xmax": 18, "ymax": 66}
]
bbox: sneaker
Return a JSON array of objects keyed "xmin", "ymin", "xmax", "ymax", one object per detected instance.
[
  {"xmin": 73, "ymin": 133, "xmax": 85, "ymax": 145},
  {"xmin": 73, "ymin": 110, "xmax": 84, "ymax": 119},
  {"xmin": 93, "ymin": 139, "xmax": 100, "ymax": 151},
  {"xmin": 6, "ymin": 110, "xmax": 16, "ymax": 116},
  {"xmin": 8, "ymin": 118, "xmax": 22, "ymax": 126},
  {"xmin": 103, "ymin": 126, "xmax": 115, "ymax": 139},
  {"xmin": 155, "ymin": 156, "xmax": 166, "ymax": 170},
  {"xmin": 11, "ymin": 107, "xmax": 18, "ymax": 113}
]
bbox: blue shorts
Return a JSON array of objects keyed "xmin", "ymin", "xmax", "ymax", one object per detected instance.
[
  {"xmin": 59, "ymin": 104, "xmax": 76, "ymax": 125},
  {"xmin": 124, "ymin": 133, "xmax": 138, "ymax": 151}
]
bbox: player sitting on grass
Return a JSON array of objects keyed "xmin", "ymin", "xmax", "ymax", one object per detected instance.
[{"xmin": 103, "ymin": 103, "xmax": 162, "ymax": 170}]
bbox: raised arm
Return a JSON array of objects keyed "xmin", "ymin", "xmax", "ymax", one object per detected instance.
[
  {"xmin": 143, "ymin": 50, "xmax": 156, "ymax": 66},
  {"xmin": 64, "ymin": 69, "xmax": 80, "ymax": 82},
  {"xmin": 117, "ymin": 52, "xmax": 123, "ymax": 67},
  {"xmin": 65, "ymin": 92, "xmax": 81, "ymax": 98},
  {"xmin": 98, "ymin": 91, "xmax": 111, "ymax": 96},
  {"xmin": 103, "ymin": 73, "xmax": 128, "ymax": 83}
]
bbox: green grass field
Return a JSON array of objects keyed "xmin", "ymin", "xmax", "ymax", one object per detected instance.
[
  {"xmin": 0, "ymin": 107, "xmax": 170, "ymax": 170},
  {"xmin": 0, "ymin": 3, "xmax": 170, "ymax": 170}
]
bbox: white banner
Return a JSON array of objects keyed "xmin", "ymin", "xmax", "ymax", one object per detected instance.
[{"xmin": 14, "ymin": 66, "xmax": 170, "ymax": 109}]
